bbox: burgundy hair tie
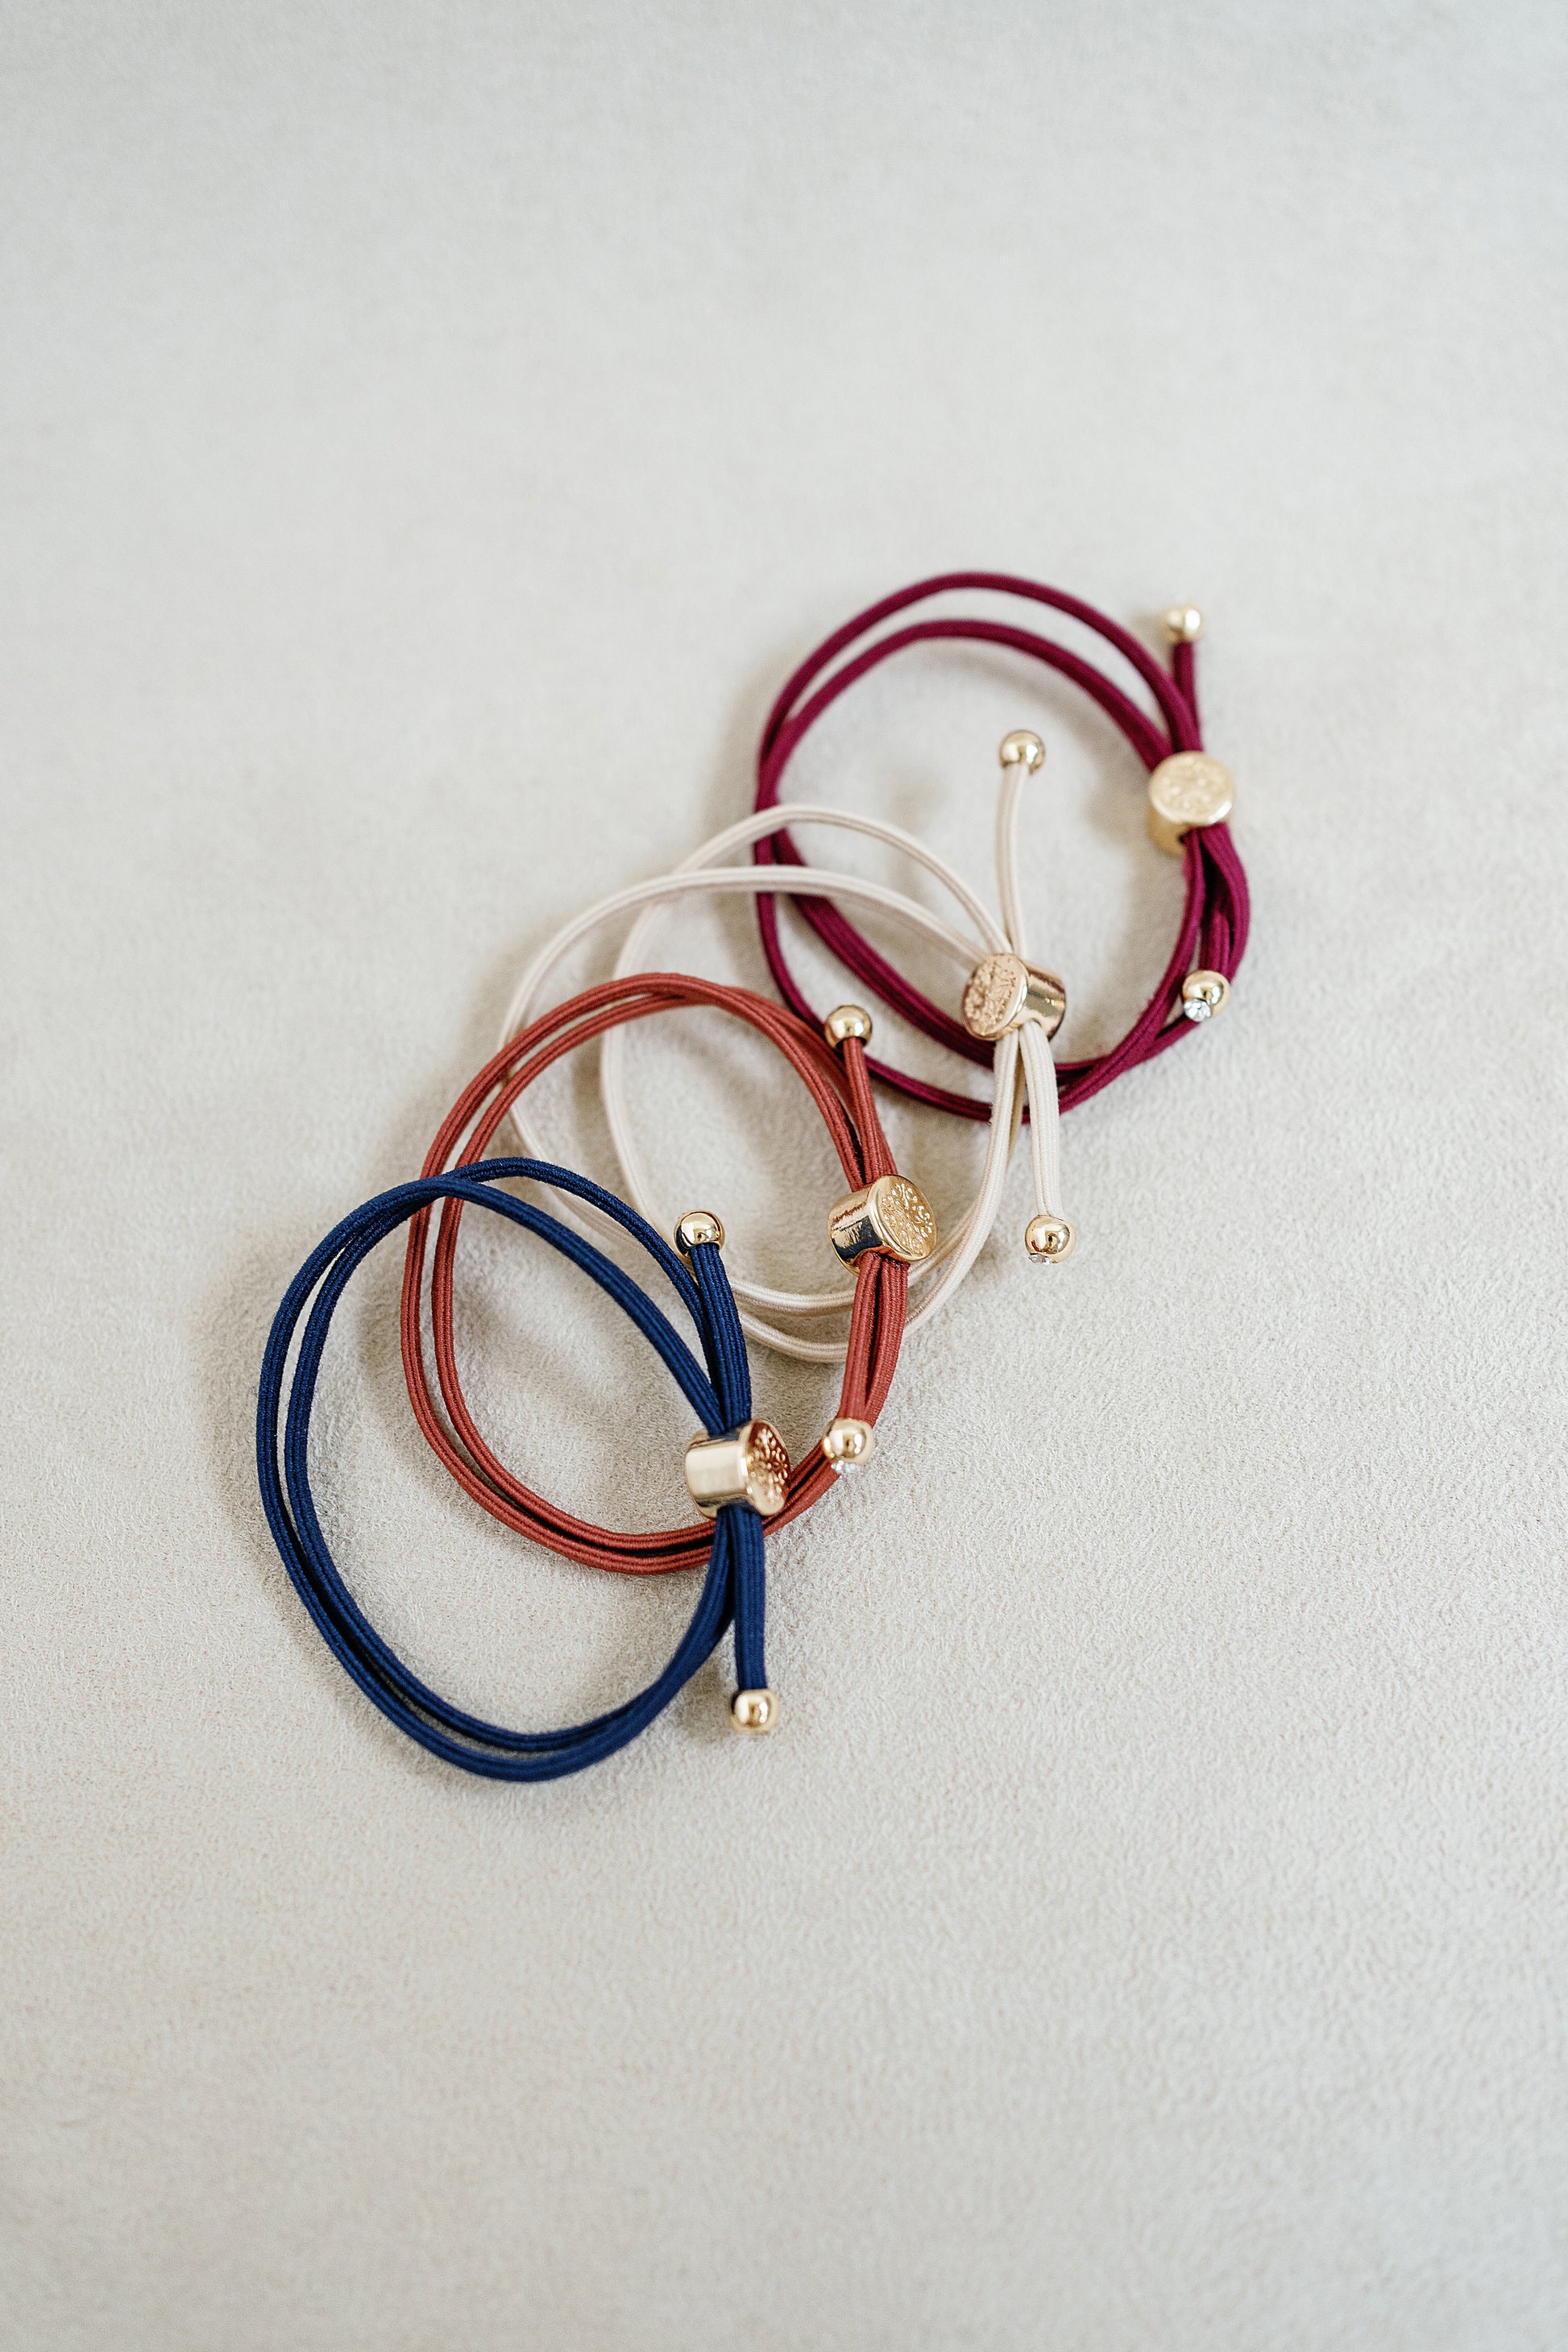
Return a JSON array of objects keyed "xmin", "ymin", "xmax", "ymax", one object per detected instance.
[{"xmin": 751, "ymin": 572, "xmax": 1251, "ymax": 1121}]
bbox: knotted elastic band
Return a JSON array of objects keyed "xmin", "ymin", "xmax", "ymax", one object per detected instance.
[
  {"xmin": 750, "ymin": 570, "xmax": 1251, "ymax": 1120},
  {"xmin": 258, "ymin": 1158, "xmax": 774, "ymax": 1779},
  {"xmin": 401, "ymin": 977, "xmax": 909, "ymax": 1571}
]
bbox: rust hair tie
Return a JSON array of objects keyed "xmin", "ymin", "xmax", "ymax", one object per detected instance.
[
  {"xmin": 752, "ymin": 574, "xmax": 1251, "ymax": 1121},
  {"xmin": 400, "ymin": 975, "xmax": 919, "ymax": 1577}
]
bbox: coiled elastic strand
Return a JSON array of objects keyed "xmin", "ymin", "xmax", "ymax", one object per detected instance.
[
  {"xmin": 258, "ymin": 1157, "xmax": 771, "ymax": 1778},
  {"xmin": 403, "ymin": 977, "xmax": 909, "ymax": 1570},
  {"xmin": 750, "ymin": 570, "xmax": 1251, "ymax": 1119},
  {"xmin": 500, "ymin": 790, "xmax": 1067, "ymax": 1362}
]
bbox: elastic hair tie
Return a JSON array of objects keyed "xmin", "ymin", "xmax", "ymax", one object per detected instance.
[
  {"xmin": 750, "ymin": 573, "xmax": 1251, "ymax": 1121},
  {"xmin": 499, "ymin": 785, "xmax": 1072, "ymax": 1335},
  {"xmin": 259, "ymin": 1158, "xmax": 788, "ymax": 1777},
  {"xmin": 400, "ymin": 977, "xmax": 911, "ymax": 1573}
]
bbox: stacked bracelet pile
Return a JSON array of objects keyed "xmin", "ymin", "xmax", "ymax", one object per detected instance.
[{"xmin": 256, "ymin": 570, "xmax": 1251, "ymax": 1781}]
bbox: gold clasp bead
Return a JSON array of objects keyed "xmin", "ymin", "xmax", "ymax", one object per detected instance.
[
  {"xmin": 1147, "ymin": 753, "xmax": 1234, "ymax": 856},
  {"xmin": 961, "ymin": 951, "xmax": 1066, "ymax": 1042},
  {"xmin": 683, "ymin": 1421, "xmax": 791, "ymax": 1519},
  {"xmin": 828, "ymin": 1173, "xmax": 937, "ymax": 1266}
]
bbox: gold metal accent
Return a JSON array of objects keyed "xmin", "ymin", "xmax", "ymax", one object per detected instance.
[
  {"xmin": 1024, "ymin": 1213, "xmax": 1076, "ymax": 1263},
  {"xmin": 674, "ymin": 1209, "xmax": 725, "ymax": 1253},
  {"xmin": 1147, "ymin": 752, "xmax": 1234, "ymax": 855},
  {"xmin": 960, "ymin": 951, "xmax": 1066, "ymax": 1042},
  {"xmin": 732, "ymin": 1688, "xmax": 778, "ymax": 1733},
  {"xmin": 828, "ymin": 1173, "xmax": 937, "ymax": 1266},
  {"xmin": 1180, "ymin": 969, "xmax": 1230, "ymax": 1023},
  {"xmin": 998, "ymin": 729, "xmax": 1045, "ymax": 771},
  {"xmin": 684, "ymin": 1421, "xmax": 790, "ymax": 1519},
  {"xmin": 823, "ymin": 1004, "xmax": 873, "ymax": 1047},
  {"xmin": 821, "ymin": 1417, "xmax": 876, "ymax": 1473},
  {"xmin": 1162, "ymin": 604, "xmax": 1205, "ymax": 643}
]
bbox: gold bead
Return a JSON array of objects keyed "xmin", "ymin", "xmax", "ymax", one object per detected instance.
[
  {"xmin": 960, "ymin": 951, "xmax": 1066, "ymax": 1042},
  {"xmin": 674, "ymin": 1209, "xmax": 725, "ymax": 1253},
  {"xmin": 998, "ymin": 729, "xmax": 1046, "ymax": 772},
  {"xmin": 1180, "ymin": 969, "xmax": 1230, "ymax": 1023},
  {"xmin": 732, "ymin": 1688, "xmax": 778, "ymax": 1733},
  {"xmin": 1146, "ymin": 752, "xmax": 1234, "ymax": 856},
  {"xmin": 823, "ymin": 1003, "xmax": 873, "ymax": 1047},
  {"xmin": 684, "ymin": 1421, "xmax": 791, "ymax": 1519},
  {"xmin": 1162, "ymin": 604, "xmax": 1205, "ymax": 643},
  {"xmin": 1024, "ymin": 1213, "xmax": 1076, "ymax": 1263},
  {"xmin": 821, "ymin": 1417, "xmax": 876, "ymax": 1473},
  {"xmin": 827, "ymin": 1172, "xmax": 937, "ymax": 1266}
]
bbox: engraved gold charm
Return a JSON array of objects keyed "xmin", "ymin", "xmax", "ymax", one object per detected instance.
[
  {"xmin": 827, "ymin": 1173, "xmax": 937, "ymax": 1266},
  {"xmin": 1147, "ymin": 752, "xmax": 1234, "ymax": 855},
  {"xmin": 960, "ymin": 951, "xmax": 1066, "ymax": 1041},
  {"xmin": 683, "ymin": 1420, "xmax": 791, "ymax": 1519}
]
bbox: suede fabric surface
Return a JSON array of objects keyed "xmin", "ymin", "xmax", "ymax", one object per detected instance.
[{"xmin": 3, "ymin": 6, "xmax": 1565, "ymax": 2348}]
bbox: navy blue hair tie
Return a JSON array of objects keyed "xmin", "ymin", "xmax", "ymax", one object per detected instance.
[{"xmin": 257, "ymin": 1158, "xmax": 774, "ymax": 1779}]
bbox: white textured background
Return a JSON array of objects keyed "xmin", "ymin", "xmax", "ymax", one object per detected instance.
[{"xmin": 4, "ymin": 6, "xmax": 1566, "ymax": 2346}]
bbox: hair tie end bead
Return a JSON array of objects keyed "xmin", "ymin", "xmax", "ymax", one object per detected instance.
[
  {"xmin": 732, "ymin": 1688, "xmax": 778, "ymax": 1733},
  {"xmin": 998, "ymin": 729, "xmax": 1045, "ymax": 771},
  {"xmin": 1180, "ymin": 971, "xmax": 1230, "ymax": 1022},
  {"xmin": 1024, "ymin": 1214, "xmax": 1076, "ymax": 1264},
  {"xmin": 1162, "ymin": 604, "xmax": 1205, "ymax": 643},
  {"xmin": 823, "ymin": 1003, "xmax": 873, "ymax": 1047},
  {"xmin": 675, "ymin": 1209, "xmax": 725, "ymax": 1253},
  {"xmin": 821, "ymin": 1417, "xmax": 876, "ymax": 1473}
]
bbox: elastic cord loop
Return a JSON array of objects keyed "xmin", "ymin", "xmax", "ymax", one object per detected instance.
[
  {"xmin": 401, "ymin": 977, "xmax": 911, "ymax": 1568},
  {"xmin": 258, "ymin": 1159, "xmax": 774, "ymax": 1779}
]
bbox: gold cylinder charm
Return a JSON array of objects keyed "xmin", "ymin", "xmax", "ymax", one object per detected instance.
[
  {"xmin": 1147, "ymin": 753, "xmax": 1234, "ymax": 856},
  {"xmin": 683, "ymin": 1421, "xmax": 791, "ymax": 1519},
  {"xmin": 821, "ymin": 1417, "xmax": 876, "ymax": 1473},
  {"xmin": 961, "ymin": 951, "xmax": 1066, "ymax": 1042},
  {"xmin": 828, "ymin": 1173, "xmax": 936, "ymax": 1266}
]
